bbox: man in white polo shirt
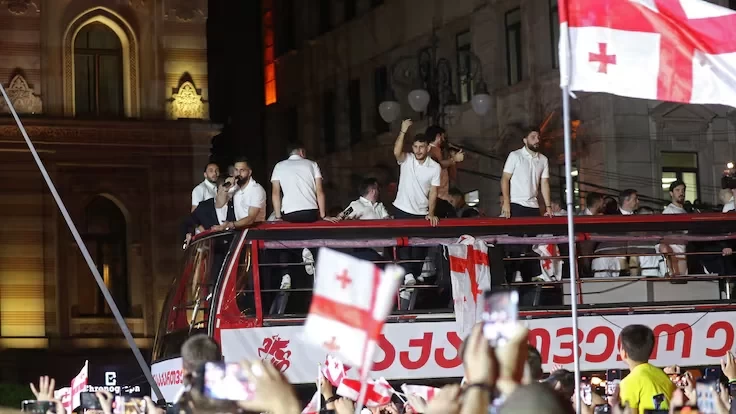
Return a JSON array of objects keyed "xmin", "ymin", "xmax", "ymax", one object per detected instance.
[
  {"xmin": 191, "ymin": 162, "xmax": 220, "ymax": 212},
  {"xmin": 271, "ymin": 143, "xmax": 326, "ymax": 223},
  {"xmin": 501, "ymin": 129, "xmax": 552, "ymax": 218},
  {"xmin": 214, "ymin": 157, "xmax": 266, "ymax": 231},
  {"xmin": 327, "ymin": 177, "xmax": 390, "ymax": 221}
]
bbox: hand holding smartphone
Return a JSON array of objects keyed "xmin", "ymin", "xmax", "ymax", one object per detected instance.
[
  {"xmin": 202, "ymin": 361, "xmax": 256, "ymax": 401},
  {"xmin": 481, "ymin": 290, "xmax": 519, "ymax": 347}
]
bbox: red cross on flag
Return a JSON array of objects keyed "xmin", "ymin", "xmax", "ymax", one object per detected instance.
[
  {"xmin": 447, "ymin": 235, "xmax": 491, "ymax": 337},
  {"xmin": 533, "ymin": 243, "xmax": 562, "ymax": 282},
  {"xmin": 559, "ymin": 0, "xmax": 736, "ymax": 107},
  {"xmin": 54, "ymin": 388, "xmax": 71, "ymax": 414},
  {"xmin": 322, "ymin": 354, "xmax": 351, "ymax": 387},
  {"xmin": 337, "ymin": 377, "xmax": 394, "ymax": 407},
  {"xmin": 400, "ymin": 384, "xmax": 440, "ymax": 406},
  {"xmin": 70, "ymin": 360, "xmax": 89, "ymax": 410},
  {"xmin": 301, "ymin": 391, "xmax": 320, "ymax": 414},
  {"xmin": 303, "ymin": 248, "xmax": 404, "ymax": 369}
]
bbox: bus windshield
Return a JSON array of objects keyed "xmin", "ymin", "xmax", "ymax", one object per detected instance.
[{"xmin": 152, "ymin": 231, "xmax": 236, "ymax": 361}]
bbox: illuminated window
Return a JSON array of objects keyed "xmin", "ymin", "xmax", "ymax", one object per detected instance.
[
  {"xmin": 74, "ymin": 23, "xmax": 124, "ymax": 117},
  {"xmin": 661, "ymin": 152, "xmax": 699, "ymax": 203},
  {"xmin": 263, "ymin": 0, "xmax": 277, "ymax": 105},
  {"xmin": 80, "ymin": 196, "xmax": 129, "ymax": 317}
]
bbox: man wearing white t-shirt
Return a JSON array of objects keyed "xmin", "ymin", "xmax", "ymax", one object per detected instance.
[
  {"xmin": 392, "ymin": 119, "xmax": 441, "ymax": 291},
  {"xmin": 214, "ymin": 157, "xmax": 267, "ymax": 231},
  {"xmin": 191, "ymin": 162, "xmax": 220, "ymax": 212},
  {"xmin": 271, "ymin": 143, "xmax": 326, "ymax": 223},
  {"xmin": 501, "ymin": 129, "xmax": 552, "ymax": 218},
  {"xmin": 392, "ymin": 119, "xmax": 441, "ymax": 225},
  {"xmin": 327, "ymin": 178, "xmax": 390, "ymax": 221}
]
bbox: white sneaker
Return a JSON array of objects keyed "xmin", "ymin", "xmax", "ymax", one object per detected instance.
[
  {"xmin": 280, "ymin": 274, "xmax": 292, "ymax": 290},
  {"xmin": 302, "ymin": 249, "xmax": 315, "ymax": 276},
  {"xmin": 399, "ymin": 274, "xmax": 416, "ymax": 300}
]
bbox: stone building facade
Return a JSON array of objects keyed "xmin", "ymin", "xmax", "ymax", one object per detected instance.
[
  {"xmin": 0, "ymin": 0, "xmax": 217, "ymax": 382},
  {"xmin": 264, "ymin": 0, "xmax": 736, "ymax": 214}
]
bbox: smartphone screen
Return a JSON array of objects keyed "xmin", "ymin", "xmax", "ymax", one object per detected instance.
[
  {"xmin": 695, "ymin": 380, "xmax": 717, "ymax": 414},
  {"xmin": 113, "ymin": 396, "xmax": 146, "ymax": 414},
  {"xmin": 606, "ymin": 369, "xmax": 622, "ymax": 396},
  {"xmin": 202, "ymin": 361, "xmax": 255, "ymax": 401},
  {"xmin": 481, "ymin": 290, "xmax": 519, "ymax": 347},
  {"xmin": 21, "ymin": 401, "xmax": 54, "ymax": 414},
  {"xmin": 81, "ymin": 392, "xmax": 102, "ymax": 410}
]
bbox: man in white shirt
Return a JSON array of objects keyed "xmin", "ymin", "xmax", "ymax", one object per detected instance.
[
  {"xmin": 191, "ymin": 162, "xmax": 220, "ymax": 212},
  {"xmin": 501, "ymin": 129, "xmax": 552, "ymax": 218},
  {"xmin": 658, "ymin": 180, "xmax": 688, "ymax": 276},
  {"xmin": 271, "ymin": 143, "xmax": 326, "ymax": 223},
  {"xmin": 392, "ymin": 119, "xmax": 441, "ymax": 225},
  {"xmin": 326, "ymin": 178, "xmax": 390, "ymax": 221},
  {"xmin": 618, "ymin": 189, "xmax": 639, "ymax": 215},
  {"xmin": 581, "ymin": 192, "xmax": 604, "ymax": 215},
  {"xmin": 214, "ymin": 157, "xmax": 267, "ymax": 231}
]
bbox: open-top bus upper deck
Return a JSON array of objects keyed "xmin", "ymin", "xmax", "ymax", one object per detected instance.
[{"xmin": 150, "ymin": 214, "xmax": 736, "ymax": 401}]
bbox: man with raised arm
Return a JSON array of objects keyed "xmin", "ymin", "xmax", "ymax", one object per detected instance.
[
  {"xmin": 501, "ymin": 128, "xmax": 552, "ymax": 218},
  {"xmin": 392, "ymin": 119, "xmax": 441, "ymax": 226}
]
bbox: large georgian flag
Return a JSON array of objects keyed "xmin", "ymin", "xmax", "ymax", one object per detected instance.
[
  {"xmin": 302, "ymin": 248, "xmax": 404, "ymax": 369},
  {"xmin": 447, "ymin": 235, "xmax": 491, "ymax": 338},
  {"xmin": 559, "ymin": 0, "xmax": 736, "ymax": 107}
]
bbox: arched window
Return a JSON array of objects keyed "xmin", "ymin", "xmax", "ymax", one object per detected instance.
[
  {"xmin": 79, "ymin": 196, "xmax": 129, "ymax": 316},
  {"xmin": 74, "ymin": 23, "xmax": 124, "ymax": 117}
]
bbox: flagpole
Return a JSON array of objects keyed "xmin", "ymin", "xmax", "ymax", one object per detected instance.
[
  {"xmin": 562, "ymin": 85, "xmax": 582, "ymax": 414},
  {"xmin": 0, "ymin": 83, "xmax": 165, "ymax": 402}
]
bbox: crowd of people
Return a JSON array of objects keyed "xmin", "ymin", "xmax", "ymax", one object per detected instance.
[{"xmin": 20, "ymin": 322, "xmax": 736, "ymax": 413}]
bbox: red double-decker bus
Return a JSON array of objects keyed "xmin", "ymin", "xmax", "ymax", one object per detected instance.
[{"xmin": 150, "ymin": 214, "xmax": 736, "ymax": 401}]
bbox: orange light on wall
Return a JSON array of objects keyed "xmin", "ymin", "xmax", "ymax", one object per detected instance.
[{"xmin": 263, "ymin": 0, "xmax": 277, "ymax": 105}]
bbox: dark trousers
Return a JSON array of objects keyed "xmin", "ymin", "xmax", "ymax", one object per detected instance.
[
  {"xmin": 283, "ymin": 209, "xmax": 320, "ymax": 223},
  {"xmin": 394, "ymin": 208, "xmax": 428, "ymax": 278}
]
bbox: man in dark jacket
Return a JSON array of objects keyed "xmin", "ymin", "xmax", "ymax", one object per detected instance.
[{"xmin": 181, "ymin": 176, "xmax": 236, "ymax": 245}]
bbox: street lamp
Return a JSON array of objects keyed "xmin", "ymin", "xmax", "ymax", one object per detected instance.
[{"xmin": 378, "ymin": 31, "xmax": 490, "ymax": 127}]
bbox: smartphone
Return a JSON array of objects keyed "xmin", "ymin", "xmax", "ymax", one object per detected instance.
[
  {"xmin": 580, "ymin": 377, "xmax": 592, "ymax": 406},
  {"xmin": 652, "ymin": 394, "xmax": 665, "ymax": 410},
  {"xmin": 695, "ymin": 379, "xmax": 718, "ymax": 414},
  {"xmin": 21, "ymin": 400, "xmax": 54, "ymax": 413},
  {"xmin": 113, "ymin": 396, "xmax": 146, "ymax": 414},
  {"xmin": 80, "ymin": 392, "xmax": 102, "ymax": 410},
  {"xmin": 703, "ymin": 367, "xmax": 721, "ymax": 382},
  {"xmin": 606, "ymin": 369, "xmax": 622, "ymax": 396},
  {"xmin": 594, "ymin": 404, "xmax": 611, "ymax": 414},
  {"xmin": 202, "ymin": 361, "xmax": 255, "ymax": 401},
  {"xmin": 481, "ymin": 290, "xmax": 519, "ymax": 346}
]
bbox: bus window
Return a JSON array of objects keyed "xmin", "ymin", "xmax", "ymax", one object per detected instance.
[
  {"xmin": 233, "ymin": 242, "xmax": 256, "ymax": 317},
  {"xmin": 152, "ymin": 232, "xmax": 235, "ymax": 361}
]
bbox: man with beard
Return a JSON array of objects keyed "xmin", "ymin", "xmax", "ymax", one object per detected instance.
[
  {"xmin": 501, "ymin": 129, "xmax": 552, "ymax": 218},
  {"xmin": 658, "ymin": 180, "xmax": 688, "ymax": 276},
  {"xmin": 191, "ymin": 162, "xmax": 219, "ymax": 212},
  {"xmin": 214, "ymin": 156, "xmax": 266, "ymax": 230},
  {"xmin": 392, "ymin": 119, "xmax": 441, "ymax": 299}
]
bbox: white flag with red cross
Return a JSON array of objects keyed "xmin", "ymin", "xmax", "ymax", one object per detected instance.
[
  {"xmin": 54, "ymin": 388, "xmax": 72, "ymax": 414},
  {"xmin": 301, "ymin": 390, "xmax": 321, "ymax": 414},
  {"xmin": 322, "ymin": 354, "xmax": 351, "ymax": 387},
  {"xmin": 400, "ymin": 384, "xmax": 440, "ymax": 407},
  {"xmin": 70, "ymin": 360, "xmax": 89, "ymax": 410},
  {"xmin": 447, "ymin": 235, "xmax": 491, "ymax": 337},
  {"xmin": 559, "ymin": 0, "xmax": 736, "ymax": 108},
  {"xmin": 336, "ymin": 377, "xmax": 393, "ymax": 407},
  {"xmin": 533, "ymin": 243, "xmax": 562, "ymax": 281},
  {"xmin": 302, "ymin": 248, "xmax": 404, "ymax": 369}
]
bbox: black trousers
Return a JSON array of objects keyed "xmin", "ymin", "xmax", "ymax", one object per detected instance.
[
  {"xmin": 282, "ymin": 209, "xmax": 320, "ymax": 223},
  {"xmin": 394, "ymin": 208, "xmax": 428, "ymax": 278}
]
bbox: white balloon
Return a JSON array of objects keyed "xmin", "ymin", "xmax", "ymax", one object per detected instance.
[
  {"xmin": 471, "ymin": 93, "xmax": 492, "ymax": 116},
  {"xmin": 407, "ymin": 89, "xmax": 430, "ymax": 113},
  {"xmin": 378, "ymin": 100, "xmax": 401, "ymax": 123}
]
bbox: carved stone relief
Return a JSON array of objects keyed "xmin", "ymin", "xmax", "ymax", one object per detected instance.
[
  {"xmin": 167, "ymin": 80, "xmax": 206, "ymax": 120},
  {"xmin": 165, "ymin": 0, "xmax": 206, "ymax": 22},
  {"xmin": 0, "ymin": 73, "xmax": 43, "ymax": 114},
  {"xmin": 1, "ymin": 0, "xmax": 39, "ymax": 15}
]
